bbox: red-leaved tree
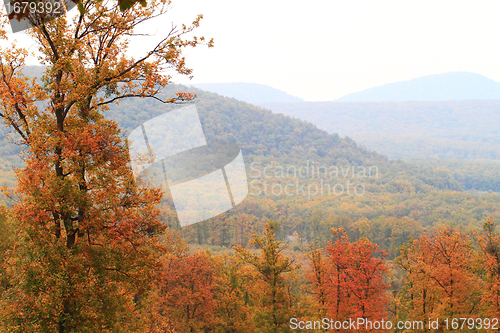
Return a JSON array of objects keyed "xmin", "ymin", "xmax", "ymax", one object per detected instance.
[{"xmin": 309, "ymin": 227, "xmax": 389, "ymax": 325}]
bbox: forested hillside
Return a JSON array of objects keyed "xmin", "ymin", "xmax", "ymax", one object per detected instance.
[
  {"xmin": 190, "ymin": 82, "xmax": 304, "ymax": 103},
  {"xmin": 1, "ymin": 68, "xmax": 496, "ymax": 240},
  {"xmin": 97, "ymin": 83, "xmax": 500, "ymax": 252},
  {"xmin": 260, "ymin": 100, "xmax": 500, "ymax": 160},
  {"xmin": 2, "ymin": 65, "xmax": 500, "ymax": 332},
  {"xmin": 105, "ymin": 82, "xmax": 463, "ymax": 191}
]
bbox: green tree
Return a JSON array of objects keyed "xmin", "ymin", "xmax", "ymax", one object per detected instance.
[{"xmin": 234, "ymin": 222, "xmax": 301, "ymax": 333}]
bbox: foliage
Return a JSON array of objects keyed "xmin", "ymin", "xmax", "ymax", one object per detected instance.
[
  {"xmin": 11, "ymin": 68, "xmax": 499, "ymax": 262},
  {"xmin": 308, "ymin": 228, "xmax": 389, "ymax": 323},
  {"xmin": 0, "ymin": 0, "xmax": 210, "ymax": 331},
  {"xmin": 234, "ymin": 222, "xmax": 301, "ymax": 333},
  {"xmin": 0, "ymin": 206, "xmax": 14, "ymax": 295},
  {"xmin": 478, "ymin": 217, "xmax": 500, "ymax": 317},
  {"xmin": 395, "ymin": 227, "xmax": 484, "ymax": 327}
]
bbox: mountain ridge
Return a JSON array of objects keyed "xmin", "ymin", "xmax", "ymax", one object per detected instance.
[
  {"xmin": 0, "ymin": 66, "xmax": 467, "ymax": 195},
  {"xmin": 335, "ymin": 72, "xmax": 500, "ymax": 102},
  {"xmin": 189, "ymin": 82, "xmax": 303, "ymax": 103},
  {"xmin": 258, "ymin": 100, "xmax": 500, "ymax": 160}
]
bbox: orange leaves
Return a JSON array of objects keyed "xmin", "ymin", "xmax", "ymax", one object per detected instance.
[
  {"xmin": 174, "ymin": 92, "xmax": 196, "ymax": 102},
  {"xmin": 157, "ymin": 251, "xmax": 220, "ymax": 331},
  {"xmin": 164, "ymin": 92, "xmax": 197, "ymax": 104},
  {"xmin": 478, "ymin": 217, "xmax": 500, "ymax": 317},
  {"xmin": 309, "ymin": 227, "xmax": 389, "ymax": 324},
  {"xmin": 396, "ymin": 227, "xmax": 484, "ymax": 323},
  {"xmin": 140, "ymin": 249, "xmax": 256, "ymax": 333},
  {"xmin": 0, "ymin": 0, "xmax": 207, "ymax": 325}
]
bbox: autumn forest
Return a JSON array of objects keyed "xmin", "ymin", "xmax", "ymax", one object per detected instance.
[{"xmin": 0, "ymin": 0, "xmax": 499, "ymax": 332}]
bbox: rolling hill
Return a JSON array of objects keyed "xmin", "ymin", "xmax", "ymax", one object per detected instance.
[
  {"xmin": 0, "ymin": 66, "xmax": 499, "ymax": 250},
  {"xmin": 259, "ymin": 100, "xmax": 500, "ymax": 161},
  {"xmin": 0, "ymin": 66, "xmax": 463, "ymax": 195},
  {"xmin": 103, "ymin": 84, "xmax": 465, "ymax": 190},
  {"xmin": 335, "ymin": 72, "xmax": 500, "ymax": 102},
  {"xmin": 189, "ymin": 82, "xmax": 304, "ymax": 103}
]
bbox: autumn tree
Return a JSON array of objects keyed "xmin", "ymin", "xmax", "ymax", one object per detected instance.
[
  {"xmin": 212, "ymin": 254, "xmax": 256, "ymax": 333},
  {"xmin": 234, "ymin": 222, "xmax": 301, "ymax": 333},
  {"xmin": 0, "ymin": 0, "xmax": 211, "ymax": 331},
  {"xmin": 156, "ymin": 250, "xmax": 221, "ymax": 332},
  {"xmin": 396, "ymin": 227, "xmax": 484, "ymax": 328},
  {"xmin": 478, "ymin": 217, "xmax": 500, "ymax": 317},
  {"xmin": 309, "ymin": 227, "xmax": 389, "ymax": 324},
  {"xmin": 305, "ymin": 247, "xmax": 328, "ymax": 320},
  {"xmin": 0, "ymin": 206, "xmax": 14, "ymax": 293},
  {"xmin": 138, "ymin": 231, "xmax": 255, "ymax": 333}
]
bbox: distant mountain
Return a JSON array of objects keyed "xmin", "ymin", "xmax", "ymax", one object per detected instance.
[
  {"xmin": 5, "ymin": 67, "xmax": 500, "ymax": 248},
  {"xmin": 20, "ymin": 66, "xmax": 46, "ymax": 78},
  {"xmin": 189, "ymin": 82, "xmax": 303, "ymax": 103},
  {"xmin": 0, "ymin": 66, "xmax": 463, "ymax": 195},
  {"xmin": 335, "ymin": 72, "xmax": 500, "ymax": 102},
  {"xmin": 259, "ymin": 100, "xmax": 500, "ymax": 160}
]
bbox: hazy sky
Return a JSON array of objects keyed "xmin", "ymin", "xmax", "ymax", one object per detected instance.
[{"xmin": 4, "ymin": 0, "xmax": 500, "ymax": 101}]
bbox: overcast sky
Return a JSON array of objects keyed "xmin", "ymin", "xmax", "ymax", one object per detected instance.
[{"xmin": 4, "ymin": 0, "xmax": 500, "ymax": 101}]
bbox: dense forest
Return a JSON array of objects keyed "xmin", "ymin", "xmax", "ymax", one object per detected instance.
[
  {"xmin": 3, "ymin": 67, "xmax": 500, "ymax": 255},
  {"xmin": 80, "ymin": 83, "xmax": 500, "ymax": 332},
  {"xmin": 406, "ymin": 158, "xmax": 500, "ymax": 193},
  {"xmin": 259, "ymin": 100, "xmax": 500, "ymax": 160},
  {"xmin": 1, "ymin": 2, "xmax": 500, "ymax": 329}
]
